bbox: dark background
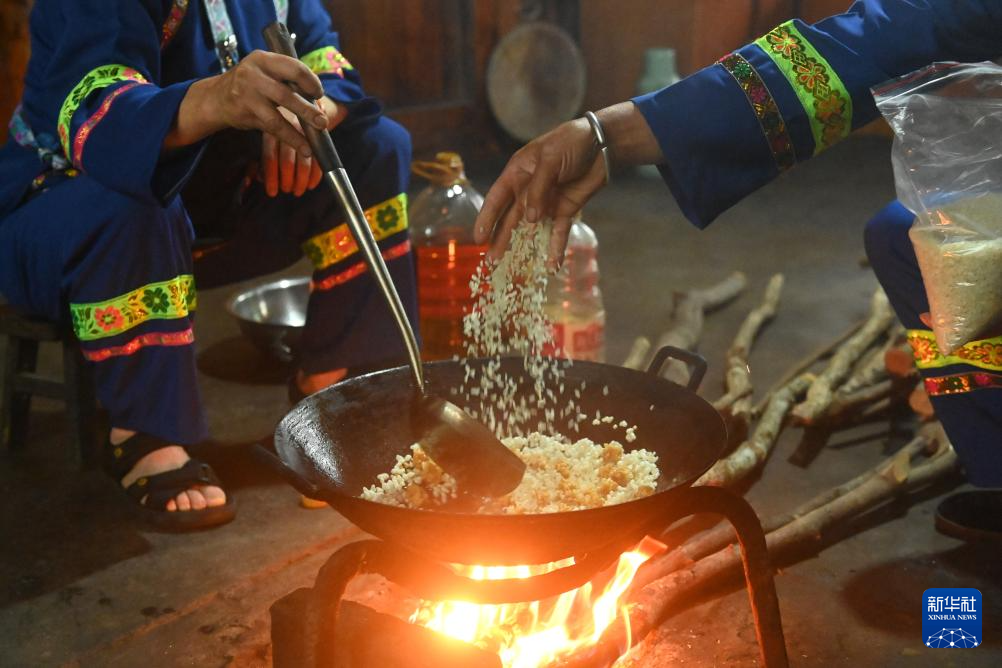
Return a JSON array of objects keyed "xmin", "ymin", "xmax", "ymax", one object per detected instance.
[{"xmin": 0, "ymin": 0, "xmax": 888, "ymax": 161}]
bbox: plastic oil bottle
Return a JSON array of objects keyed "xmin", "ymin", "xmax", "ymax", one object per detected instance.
[
  {"xmin": 543, "ymin": 216, "xmax": 606, "ymax": 362},
  {"xmin": 410, "ymin": 152, "xmax": 487, "ymax": 360}
]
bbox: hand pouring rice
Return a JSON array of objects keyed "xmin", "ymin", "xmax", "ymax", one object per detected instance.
[{"xmin": 360, "ymin": 221, "xmax": 661, "ymax": 514}]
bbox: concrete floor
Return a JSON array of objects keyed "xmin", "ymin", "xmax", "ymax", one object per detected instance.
[{"xmin": 2, "ymin": 136, "xmax": 1001, "ymax": 667}]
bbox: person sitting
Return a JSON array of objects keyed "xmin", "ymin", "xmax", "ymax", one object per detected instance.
[{"xmin": 0, "ymin": 0, "xmax": 418, "ymax": 531}]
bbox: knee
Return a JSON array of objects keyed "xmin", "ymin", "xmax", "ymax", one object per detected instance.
[
  {"xmin": 863, "ymin": 200, "xmax": 914, "ymax": 270},
  {"xmin": 101, "ymin": 190, "xmax": 191, "ymax": 246},
  {"xmin": 366, "ymin": 116, "xmax": 412, "ymax": 174},
  {"xmin": 339, "ymin": 116, "xmax": 412, "ymax": 191}
]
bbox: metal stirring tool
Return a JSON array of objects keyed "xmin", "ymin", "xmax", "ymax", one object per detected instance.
[{"xmin": 262, "ymin": 22, "xmax": 526, "ymax": 498}]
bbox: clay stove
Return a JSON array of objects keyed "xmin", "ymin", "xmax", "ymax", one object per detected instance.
[{"xmin": 269, "ymin": 486, "xmax": 789, "ymax": 668}]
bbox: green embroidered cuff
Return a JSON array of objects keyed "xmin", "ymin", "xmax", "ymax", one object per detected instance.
[
  {"xmin": 301, "ymin": 46, "xmax": 354, "ymax": 78},
  {"xmin": 58, "ymin": 65, "xmax": 149, "ymax": 160},
  {"xmin": 754, "ymin": 20, "xmax": 851, "ymax": 155}
]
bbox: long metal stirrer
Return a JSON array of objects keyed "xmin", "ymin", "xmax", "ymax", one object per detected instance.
[{"xmin": 263, "ymin": 22, "xmax": 424, "ymax": 392}]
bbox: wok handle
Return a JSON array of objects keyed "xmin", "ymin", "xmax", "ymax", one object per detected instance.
[
  {"xmin": 251, "ymin": 442, "xmax": 323, "ymax": 499},
  {"xmin": 646, "ymin": 345, "xmax": 707, "ymax": 392}
]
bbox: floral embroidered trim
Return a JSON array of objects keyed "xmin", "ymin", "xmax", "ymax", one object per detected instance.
[
  {"xmin": 161, "ymin": 0, "xmax": 190, "ymax": 48},
  {"xmin": 924, "ymin": 371, "xmax": 1002, "ymax": 397},
  {"xmin": 72, "ymin": 82, "xmax": 142, "ymax": 169},
  {"xmin": 907, "ymin": 329, "xmax": 1002, "ymax": 372},
  {"xmin": 58, "ymin": 65, "xmax": 149, "ymax": 159},
  {"xmin": 311, "ymin": 241, "xmax": 412, "ymax": 292},
  {"xmin": 718, "ymin": 52, "xmax": 796, "ymax": 172},
  {"xmin": 70, "ymin": 275, "xmax": 197, "ymax": 341},
  {"xmin": 301, "ymin": 46, "xmax": 354, "ymax": 78},
  {"xmin": 302, "ymin": 193, "xmax": 408, "ymax": 270},
  {"xmin": 754, "ymin": 20, "xmax": 851, "ymax": 155},
  {"xmin": 82, "ymin": 328, "xmax": 195, "ymax": 362}
]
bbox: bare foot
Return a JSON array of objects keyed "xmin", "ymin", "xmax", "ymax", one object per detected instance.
[{"xmin": 112, "ymin": 429, "xmax": 227, "ymax": 512}]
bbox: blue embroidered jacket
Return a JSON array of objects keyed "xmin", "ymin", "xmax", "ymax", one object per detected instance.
[
  {"xmin": 0, "ymin": 0, "xmax": 366, "ymax": 218},
  {"xmin": 632, "ymin": 0, "xmax": 1002, "ymax": 228}
]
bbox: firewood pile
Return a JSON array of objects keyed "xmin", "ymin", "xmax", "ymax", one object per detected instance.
[{"xmin": 571, "ymin": 273, "xmax": 962, "ymax": 667}]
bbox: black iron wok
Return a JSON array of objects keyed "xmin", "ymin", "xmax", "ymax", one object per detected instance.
[{"xmin": 263, "ymin": 347, "xmax": 727, "ymax": 565}]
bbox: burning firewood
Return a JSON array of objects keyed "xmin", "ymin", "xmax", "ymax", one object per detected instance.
[
  {"xmin": 561, "ymin": 424, "xmax": 958, "ymax": 668},
  {"xmin": 696, "ymin": 373, "xmax": 813, "ymax": 487},
  {"xmin": 271, "ymin": 593, "xmax": 502, "ymax": 668},
  {"xmin": 651, "ymin": 272, "xmax": 748, "ymax": 384},
  {"xmin": 713, "ymin": 274, "xmax": 785, "ymax": 418},
  {"xmin": 791, "ymin": 290, "xmax": 896, "ymax": 424}
]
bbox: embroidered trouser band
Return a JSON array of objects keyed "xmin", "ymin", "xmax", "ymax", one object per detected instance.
[
  {"xmin": 0, "ymin": 116, "xmax": 418, "ymax": 444},
  {"xmin": 864, "ymin": 200, "xmax": 1002, "ymax": 487}
]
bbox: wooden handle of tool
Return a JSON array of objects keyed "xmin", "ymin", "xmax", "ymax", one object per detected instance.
[{"xmin": 261, "ymin": 22, "xmax": 343, "ymax": 173}]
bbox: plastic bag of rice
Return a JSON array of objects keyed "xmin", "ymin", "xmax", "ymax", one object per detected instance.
[
  {"xmin": 875, "ymin": 62, "xmax": 1002, "ymax": 354},
  {"xmin": 909, "ymin": 195, "xmax": 1002, "ymax": 354}
]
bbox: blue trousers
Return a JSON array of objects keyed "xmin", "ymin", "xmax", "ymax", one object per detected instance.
[
  {"xmin": 864, "ymin": 201, "xmax": 1002, "ymax": 487},
  {"xmin": 0, "ymin": 116, "xmax": 418, "ymax": 446}
]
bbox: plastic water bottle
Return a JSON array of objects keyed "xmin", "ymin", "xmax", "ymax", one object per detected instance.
[
  {"xmin": 543, "ymin": 217, "xmax": 606, "ymax": 362},
  {"xmin": 411, "ymin": 152, "xmax": 486, "ymax": 360}
]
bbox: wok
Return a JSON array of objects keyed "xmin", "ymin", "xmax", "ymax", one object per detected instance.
[{"xmin": 263, "ymin": 347, "xmax": 727, "ymax": 565}]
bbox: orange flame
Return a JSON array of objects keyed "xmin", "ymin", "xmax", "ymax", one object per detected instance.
[{"xmin": 410, "ymin": 537, "xmax": 666, "ymax": 667}]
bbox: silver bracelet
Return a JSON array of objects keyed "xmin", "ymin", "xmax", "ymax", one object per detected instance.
[{"xmin": 584, "ymin": 111, "xmax": 611, "ymax": 186}]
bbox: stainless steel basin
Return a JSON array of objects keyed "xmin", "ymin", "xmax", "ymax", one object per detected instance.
[{"xmin": 226, "ymin": 277, "xmax": 310, "ymax": 363}]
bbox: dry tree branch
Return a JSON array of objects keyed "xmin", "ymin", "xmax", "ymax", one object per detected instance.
[
  {"xmin": 713, "ymin": 274, "xmax": 785, "ymax": 414},
  {"xmin": 690, "ymin": 271, "xmax": 749, "ymax": 312},
  {"xmin": 696, "ymin": 373, "xmax": 813, "ymax": 487},
  {"xmin": 822, "ymin": 378, "xmax": 897, "ymax": 424},
  {"xmin": 635, "ymin": 431, "xmax": 934, "ymax": 590},
  {"xmin": 753, "ymin": 318, "xmax": 864, "ymax": 416},
  {"xmin": 652, "ymin": 272, "xmax": 748, "ymax": 384},
  {"xmin": 835, "ymin": 326, "xmax": 904, "ymax": 397},
  {"xmin": 792, "ymin": 290, "xmax": 896, "ymax": 424},
  {"xmin": 621, "ymin": 336, "xmax": 652, "ymax": 370},
  {"xmin": 653, "ymin": 295, "xmax": 705, "ymax": 385}
]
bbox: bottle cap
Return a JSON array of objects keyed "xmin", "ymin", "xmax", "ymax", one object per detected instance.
[{"xmin": 412, "ymin": 152, "xmax": 468, "ymax": 186}]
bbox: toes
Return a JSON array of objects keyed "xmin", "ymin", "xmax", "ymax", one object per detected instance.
[
  {"xmin": 201, "ymin": 485, "xmax": 227, "ymax": 508},
  {"xmin": 175, "ymin": 491, "xmax": 192, "ymax": 512},
  {"xmin": 187, "ymin": 489, "xmax": 208, "ymax": 511}
]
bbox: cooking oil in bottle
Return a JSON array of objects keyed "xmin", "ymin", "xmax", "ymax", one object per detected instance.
[{"xmin": 411, "ymin": 152, "xmax": 486, "ymax": 360}]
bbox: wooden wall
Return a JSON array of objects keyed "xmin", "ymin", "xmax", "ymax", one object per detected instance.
[
  {"xmin": 581, "ymin": 0, "xmax": 854, "ymax": 111},
  {"xmin": 0, "ymin": 0, "xmax": 886, "ymax": 154},
  {"xmin": 579, "ymin": 0, "xmax": 888, "ymax": 136},
  {"xmin": 0, "ymin": 0, "xmax": 31, "ymax": 142}
]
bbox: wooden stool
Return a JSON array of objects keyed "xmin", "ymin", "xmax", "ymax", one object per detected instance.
[{"xmin": 0, "ymin": 305, "xmax": 99, "ymax": 467}]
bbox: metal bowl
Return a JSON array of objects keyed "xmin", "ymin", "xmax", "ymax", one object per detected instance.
[{"xmin": 226, "ymin": 277, "xmax": 311, "ymax": 363}]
